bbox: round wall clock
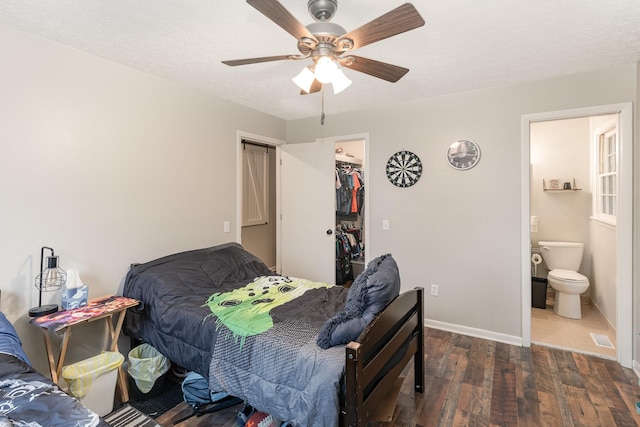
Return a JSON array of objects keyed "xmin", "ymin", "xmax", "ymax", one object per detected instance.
[
  {"xmin": 446, "ymin": 139, "xmax": 481, "ymax": 170},
  {"xmin": 386, "ymin": 150, "xmax": 422, "ymax": 188}
]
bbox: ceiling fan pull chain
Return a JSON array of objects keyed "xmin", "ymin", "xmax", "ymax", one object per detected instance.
[{"xmin": 320, "ymin": 85, "xmax": 325, "ymax": 125}]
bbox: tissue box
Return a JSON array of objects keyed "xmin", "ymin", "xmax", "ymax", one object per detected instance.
[{"xmin": 61, "ymin": 285, "xmax": 88, "ymax": 310}]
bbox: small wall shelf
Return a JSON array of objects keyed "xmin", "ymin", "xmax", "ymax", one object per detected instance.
[{"xmin": 542, "ymin": 178, "xmax": 581, "ymax": 191}]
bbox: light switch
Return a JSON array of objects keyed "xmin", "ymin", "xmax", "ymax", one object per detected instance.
[
  {"xmin": 224, "ymin": 221, "xmax": 230, "ymax": 233},
  {"xmin": 382, "ymin": 219, "xmax": 390, "ymax": 230}
]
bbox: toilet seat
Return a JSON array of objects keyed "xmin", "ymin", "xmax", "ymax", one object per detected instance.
[{"xmin": 548, "ymin": 269, "xmax": 588, "ymax": 283}]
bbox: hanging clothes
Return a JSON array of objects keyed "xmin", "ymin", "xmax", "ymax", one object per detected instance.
[
  {"xmin": 335, "ymin": 230, "xmax": 353, "ymax": 285},
  {"xmin": 336, "ymin": 164, "xmax": 364, "ymax": 216}
]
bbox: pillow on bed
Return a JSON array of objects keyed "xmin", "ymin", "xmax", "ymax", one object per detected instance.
[
  {"xmin": 316, "ymin": 254, "xmax": 400, "ymax": 349},
  {"xmin": 0, "ymin": 311, "xmax": 31, "ymax": 365}
]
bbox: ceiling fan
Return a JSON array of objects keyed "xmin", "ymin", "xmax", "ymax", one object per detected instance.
[{"xmin": 222, "ymin": 0, "xmax": 425, "ymax": 95}]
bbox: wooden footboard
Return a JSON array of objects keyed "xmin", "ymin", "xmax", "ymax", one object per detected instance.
[{"xmin": 343, "ymin": 287, "xmax": 424, "ymax": 427}]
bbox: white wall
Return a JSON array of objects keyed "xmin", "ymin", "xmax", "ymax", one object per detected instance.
[
  {"xmin": 287, "ymin": 65, "xmax": 637, "ymax": 343},
  {"xmin": 0, "ymin": 24, "xmax": 285, "ymax": 373},
  {"xmin": 530, "ymin": 118, "xmax": 591, "ymax": 278},
  {"xmin": 590, "ymin": 220, "xmax": 616, "ymax": 326}
]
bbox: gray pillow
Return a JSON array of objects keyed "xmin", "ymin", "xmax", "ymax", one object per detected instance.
[{"xmin": 316, "ymin": 254, "xmax": 400, "ymax": 349}]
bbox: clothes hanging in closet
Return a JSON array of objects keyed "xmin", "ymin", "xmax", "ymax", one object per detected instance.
[
  {"xmin": 335, "ymin": 231, "xmax": 353, "ymax": 285},
  {"xmin": 335, "ymin": 224, "xmax": 364, "ymax": 285},
  {"xmin": 335, "ymin": 164, "xmax": 364, "ymax": 216}
]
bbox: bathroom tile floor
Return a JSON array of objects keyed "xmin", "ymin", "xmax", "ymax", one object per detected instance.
[{"xmin": 531, "ymin": 300, "xmax": 616, "ymax": 359}]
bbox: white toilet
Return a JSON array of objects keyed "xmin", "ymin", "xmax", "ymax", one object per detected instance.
[{"xmin": 538, "ymin": 241, "xmax": 590, "ymax": 319}]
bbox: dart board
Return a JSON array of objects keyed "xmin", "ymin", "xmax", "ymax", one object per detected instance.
[{"xmin": 385, "ymin": 150, "xmax": 422, "ymax": 188}]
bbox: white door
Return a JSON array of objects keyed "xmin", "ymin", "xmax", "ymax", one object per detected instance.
[{"xmin": 279, "ymin": 140, "xmax": 335, "ymax": 284}]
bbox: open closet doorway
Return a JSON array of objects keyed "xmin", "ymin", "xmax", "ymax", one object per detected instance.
[
  {"xmin": 278, "ymin": 133, "xmax": 369, "ymax": 285},
  {"xmin": 335, "ymin": 139, "xmax": 366, "ymax": 286},
  {"xmin": 521, "ymin": 103, "xmax": 632, "ymax": 368},
  {"xmin": 237, "ymin": 132, "xmax": 283, "ymax": 271}
]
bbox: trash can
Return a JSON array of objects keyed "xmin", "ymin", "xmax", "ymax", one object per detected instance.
[
  {"xmin": 62, "ymin": 351, "xmax": 124, "ymax": 416},
  {"xmin": 532, "ymin": 277, "xmax": 548, "ymax": 309},
  {"xmin": 127, "ymin": 343, "xmax": 170, "ymax": 401}
]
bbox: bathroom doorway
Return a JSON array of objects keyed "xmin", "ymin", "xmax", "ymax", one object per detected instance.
[
  {"xmin": 237, "ymin": 131, "xmax": 284, "ymax": 271},
  {"xmin": 521, "ymin": 103, "xmax": 633, "ymax": 368}
]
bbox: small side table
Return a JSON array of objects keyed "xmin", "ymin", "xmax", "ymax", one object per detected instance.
[{"xmin": 30, "ymin": 295, "xmax": 139, "ymax": 402}]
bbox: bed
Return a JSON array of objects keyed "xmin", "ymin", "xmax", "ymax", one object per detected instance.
[
  {"xmin": 0, "ymin": 311, "xmax": 108, "ymax": 427},
  {"xmin": 122, "ymin": 242, "xmax": 423, "ymax": 427}
]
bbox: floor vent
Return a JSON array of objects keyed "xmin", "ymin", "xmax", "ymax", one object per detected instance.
[{"xmin": 590, "ymin": 333, "xmax": 615, "ymax": 349}]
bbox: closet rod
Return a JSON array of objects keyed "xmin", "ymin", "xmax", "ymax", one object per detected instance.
[{"xmin": 242, "ymin": 140, "xmax": 271, "ymax": 152}]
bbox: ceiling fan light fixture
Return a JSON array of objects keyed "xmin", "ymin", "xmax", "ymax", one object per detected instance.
[
  {"xmin": 292, "ymin": 66, "xmax": 316, "ymax": 93},
  {"xmin": 331, "ymin": 68, "xmax": 351, "ymax": 94},
  {"xmin": 314, "ymin": 56, "xmax": 338, "ymax": 84}
]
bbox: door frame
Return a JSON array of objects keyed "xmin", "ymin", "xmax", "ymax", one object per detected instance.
[
  {"xmin": 317, "ymin": 133, "xmax": 370, "ymax": 267},
  {"xmin": 520, "ymin": 103, "xmax": 633, "ymax": 368},
  {"xmin": 273, "ymin": 133, "xmax": 370, "ymax": 277},
  {"xmin": 235, "ymin": 130, "xmax": 284, "ymax": 267}
]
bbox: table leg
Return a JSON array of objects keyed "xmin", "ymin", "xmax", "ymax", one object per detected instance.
[
  {"xmin": 56, "ymin": 329, "xmax": 72, "ymax": 383},
  {"xmin": 41, "ymin": 330, "xmax": 58, "ymax": 383},
  {"xmin": 110, "ymin": 311, "xmax": 127, "ymax": 352},
  {"xmin": 111, "ymin": 310, "xmax": 130, "ymax": 402}
]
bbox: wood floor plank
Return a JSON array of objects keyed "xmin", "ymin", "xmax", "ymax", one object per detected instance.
[
  {"xmin": 589, "ymin": 355, "xmax": 636, "ymax": 414},
  {"xmin": 571, "ymin": 353, "xmax": 619, "ymax": 426},
  {"xmin": 536, "ymin": 391, "xmax": 568, "ymax": 427},
  {"xmin": 546, "ymin": 348, "xmax": 576, "ymax": 426},
  {"xmin": 462, "ymin": 337, "xmax": 493, "ymax": 388},
  {"xmin": 149, "ymin": 328, "xmax": 640, "ymax": 427},
  {"xmin": 416, "ymin": 374, "xmax": 449, "ymax": 424},
  {"xmin": 516, "ymin": 346, "xmax": 543, "ymax": 426},
  {"xmin": 613, "ymin": 381, "xmax": 640, "ymax": 427},
  {"xmin": 552, "ymin": 348, "xmax": 585, "ymax": 389},
  {"xmin": 450, "ymin": 382, "xmax": 474, "ymax": 426},
  {"xmin": 562, "ymin": 384, "xmax": 600, "ymax": 426},
  {"xmin": 489, "ymin": 344, "xmax": 518, "ymax": 427},
  {"xmin": 469, "ymin": 340, "xmax": 494, "ymax": 426},
  {"xmin": 437, "ymin": 344, "xmax": 469, "ymax": 425},
  {"xmin": 573, "ymin": 353, "xmax": 612, "ymax": 407},
  {"xmin": 530, "ymin": 345, "xmax": 558, "ymax": 395}
]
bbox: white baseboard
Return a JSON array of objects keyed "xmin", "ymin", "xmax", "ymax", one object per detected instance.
[
  {"xmin": 424, "ymin": 318, "xmax": 523, "ymax": 347},
  {"xmin": 633, "ymin": 359, "xmax": 640, "ymax": 379}
]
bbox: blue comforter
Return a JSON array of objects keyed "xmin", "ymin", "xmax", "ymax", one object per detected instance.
[
  {"xmin": 123, "ymin": 243, "xmax": 350, "ymax": 426},
  {"xmin": 0, "ymin": 312, "xmax": 30, "ymax": 365},
  {"xmin": 0, "ymin": 312, "xmax": 107, "ymax": 427}
]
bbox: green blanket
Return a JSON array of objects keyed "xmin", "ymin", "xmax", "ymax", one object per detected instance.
[{"xmin": 205, "ymin": 275, "xmax": 332, "ymax": 343}]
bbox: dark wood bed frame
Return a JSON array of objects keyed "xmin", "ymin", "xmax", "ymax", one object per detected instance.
[{"xmin": 343, "ymin": 287, "xmax": 424, "ymax": 426}]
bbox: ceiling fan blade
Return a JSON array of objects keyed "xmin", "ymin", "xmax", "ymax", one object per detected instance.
[
  {"xmin": 247, "ymin": 0, "xmax": 318, "ymax": 42},
  {"xmin": 342, "ymin": 56, "xmax": 409, "ymax": 82},
  {"xmin": 222, "ymin": 55, "xmax": 292, "ymax": 66},
  {"xmin": 336, "ymin": 3, "xmax": 425, "ymax": 51},
  {"xmin": 301, "ymin": 79, "xmax": 323, "ymax": 95}
]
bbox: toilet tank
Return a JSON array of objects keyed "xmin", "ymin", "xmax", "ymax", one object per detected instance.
[{"xmin": 537, "ymin": 241, "xmax": 584, "ymax": 271}]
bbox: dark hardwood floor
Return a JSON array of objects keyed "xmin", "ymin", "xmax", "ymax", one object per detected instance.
[{"xmin": 155, "ymin": 328, "xmax": 640, "ymax": 426}]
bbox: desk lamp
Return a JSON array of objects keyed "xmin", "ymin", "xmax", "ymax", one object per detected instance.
[{"xmin": 29, "ymin": 246, "xmax": 67, "ymax": 317}]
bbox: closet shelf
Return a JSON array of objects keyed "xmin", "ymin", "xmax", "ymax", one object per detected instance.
[
  {"xmin": 543, "ymin": 188, "xmax": 582, "ymax": 192},
  {"xmin": 335, "ymin": 153, "xmax": 362, "ymax": 165}
]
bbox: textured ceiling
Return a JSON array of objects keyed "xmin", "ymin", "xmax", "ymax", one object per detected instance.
[{"xmin": 1, "ymin": 0, "xmax": 639, "ymax": 120}]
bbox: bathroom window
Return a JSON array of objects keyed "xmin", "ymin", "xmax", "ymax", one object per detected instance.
[{"xmin": 595, "ymin": 127, "xmax": 617, "ymax": 225}]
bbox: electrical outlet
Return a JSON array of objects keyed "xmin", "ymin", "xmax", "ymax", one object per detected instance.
[{"xmin": 430, "ymin": 284, "xmax": 438, "ymax": 297}]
